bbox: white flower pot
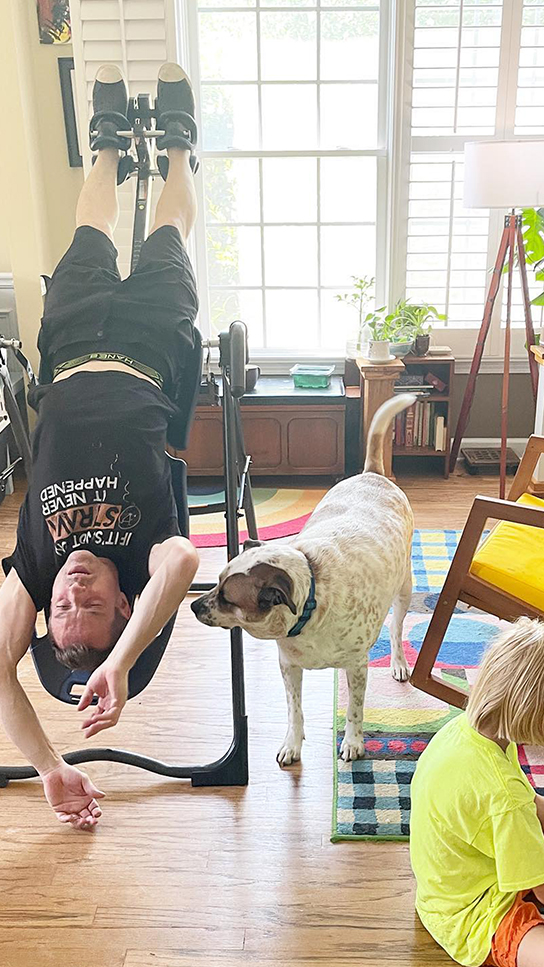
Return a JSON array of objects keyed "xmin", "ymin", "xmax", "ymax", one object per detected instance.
[{"xmin": 368, "ymin": 339, "xmax": 391, "ymax": 363}]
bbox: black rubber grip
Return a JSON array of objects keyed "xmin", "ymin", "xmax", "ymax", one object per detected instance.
[{"xmin": 229, "ymin": 321, "xmax": 248, "ymax": 399}]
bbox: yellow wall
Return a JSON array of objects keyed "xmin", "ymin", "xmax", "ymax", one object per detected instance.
[
  {"xmin": 0, "ymin": 0, "xmax": 83, "ymax": 361},
  {"xmin": 0, "ymin": 234, "xmax": 9, "ymax": 275}
]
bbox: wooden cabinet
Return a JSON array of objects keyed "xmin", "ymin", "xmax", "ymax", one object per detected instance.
[{"xmin": 185, "ymin": 403, "xmax": 345, "ymax": 476}]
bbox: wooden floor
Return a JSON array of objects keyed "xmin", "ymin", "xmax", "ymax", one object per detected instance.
[{"xmin": 0, "ymin": 468, "xmax": 501, "ymax": 967}]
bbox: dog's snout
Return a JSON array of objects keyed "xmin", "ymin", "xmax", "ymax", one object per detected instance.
[{"xmin": 191, "ymin": 596, "xmax": 205, "ymax": 616}]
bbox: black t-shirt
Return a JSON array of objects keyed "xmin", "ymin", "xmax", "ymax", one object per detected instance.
[{"xmin": 2, "ymin": 372, "xmax": 180, "ymax": 611}]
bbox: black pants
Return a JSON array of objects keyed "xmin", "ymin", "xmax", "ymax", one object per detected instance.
[{"xmin": 38, "ymin": 225, "xmax": 199, "ymax": 400}]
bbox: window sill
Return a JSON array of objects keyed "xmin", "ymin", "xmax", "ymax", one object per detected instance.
[{"xmin": 246, "ymin": 352, "xmax": 533, "ymax": 377}]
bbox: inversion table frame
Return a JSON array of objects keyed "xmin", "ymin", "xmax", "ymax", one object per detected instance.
[{"xmin": 0, "ymin": 93, "xmax": 257, "ymax": 788}]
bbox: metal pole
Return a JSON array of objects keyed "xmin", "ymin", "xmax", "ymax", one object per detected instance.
[
  {"xmin": 222, "ymin": 370, "xmax": 246, "ymax": 724},
  {"xmin": 234, "ymin": 401, "xmax": 258, "ymax": 540}
]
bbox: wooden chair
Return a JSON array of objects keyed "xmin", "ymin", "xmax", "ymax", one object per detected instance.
[{"xmin": 410, "ymin": 435, "xmax": 544, "ymax": 708}]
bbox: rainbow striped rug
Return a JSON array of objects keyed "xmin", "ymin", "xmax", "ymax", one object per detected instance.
[
  {"xmin": 188, "ymin": 484, "xmax": 327, "ymax": 548},
  {"xmin": 332, "ymin": 529, "xmax": 544, "ymax": 841}
]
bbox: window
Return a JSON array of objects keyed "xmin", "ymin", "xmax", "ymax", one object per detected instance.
[
  {"xmin": 187, "ymin": 0, "xmax": 389, "ymax": 354},
  {"xmin": 70, "ymin": 0, "xmax": 544, "ymax": 361},
  {"xmin": 401, "ymin": 0, "xmax": 544, "ymax": 357}
]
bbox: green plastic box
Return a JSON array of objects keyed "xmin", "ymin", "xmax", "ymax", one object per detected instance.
[{"xmin": 290, "ymin": 364, "xmax": 334, "ymax": 389}]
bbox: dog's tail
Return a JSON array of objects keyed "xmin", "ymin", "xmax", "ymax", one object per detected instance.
[{"xmin": 364, "ymin": 394, "xmax": 417, "ymax": 476}]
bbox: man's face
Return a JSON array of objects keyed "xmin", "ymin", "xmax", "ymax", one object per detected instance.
[{"xmin": 49, "ymin": 550, "xmax": 131, "ymax": 650}]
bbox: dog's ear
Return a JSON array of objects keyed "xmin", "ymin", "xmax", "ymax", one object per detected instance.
[
  {"xmin": 252, "ymin": 564, "xmax": 297, "ymax": 615},
  {"xmin": 243, "ymin": 538, "xmax": 265, "ymax": 552}
]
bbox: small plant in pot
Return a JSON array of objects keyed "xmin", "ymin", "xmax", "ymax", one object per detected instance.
[
  {"xmin": 393, "ymin": 301, "xmax": 446, "ymax": 355},
  {"xmin": 364, "ymin": 309, "xmax": 403, "ymax": 362}
]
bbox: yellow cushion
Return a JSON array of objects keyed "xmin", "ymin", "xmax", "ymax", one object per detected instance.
[{"xmin": 469, "ymin": 493, "xmax": 544, "ymax": 611}]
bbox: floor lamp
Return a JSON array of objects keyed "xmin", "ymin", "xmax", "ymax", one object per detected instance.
[{"xmin": 449, "ymin": 140, "xmax": 544, "ymax": 497}]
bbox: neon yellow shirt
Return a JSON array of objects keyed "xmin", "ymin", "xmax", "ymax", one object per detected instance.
[{"xmin": 410, "ymin": 712, "xmax": 544, "ymax": 966}]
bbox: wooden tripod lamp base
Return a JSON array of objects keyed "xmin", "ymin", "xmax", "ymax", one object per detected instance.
[{"xmin": 448, "ymin": 140, "xmax": 544, "ymax": 496}]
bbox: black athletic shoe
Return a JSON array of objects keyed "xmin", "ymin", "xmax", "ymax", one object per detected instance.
[
  {"xmin": 89, "ymin": 65, "xmax": 131, "ymax": 153},
  {"xmin": 155, "ymin": 63, "xmax": 199, "ymax": 161}
]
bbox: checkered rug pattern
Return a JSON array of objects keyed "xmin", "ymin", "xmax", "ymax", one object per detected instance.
[{"xmin": 332, "ymin": 529, "xmax": 544, "ymax": 842}]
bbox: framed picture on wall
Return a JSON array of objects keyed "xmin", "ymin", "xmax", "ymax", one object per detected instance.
[
  {"xmin": 37, "ymin": 0, "xmax": 71, "ymax": 45},
  {"xmin": 58, "ymin": 57, "xmax": 83, "ymax": 168}
]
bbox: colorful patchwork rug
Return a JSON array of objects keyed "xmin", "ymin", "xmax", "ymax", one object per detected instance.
[
  {"xmin": 188, "ymin": 484, "xmax": 327, "ymax": 548},
  {"xmin": 332, "ymin": 529, "xmax": 544, "ymax": 842}
]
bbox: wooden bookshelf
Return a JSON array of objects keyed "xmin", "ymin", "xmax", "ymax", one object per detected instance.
[{"xmin": 392, "ymin": 352, "xmax": 454, "ymax": 479}]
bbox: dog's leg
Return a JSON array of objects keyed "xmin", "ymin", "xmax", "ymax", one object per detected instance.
[
  {"xmin": 340, "ymin": 660, "xmax": 368, "ymax": 761},
  {"xmin": 390, "ymin": 564, "xmax": 412, "ymax": 682},
  {"xmin": 276, "ymin": 653, "xmax": 304, "ymax": 767}
]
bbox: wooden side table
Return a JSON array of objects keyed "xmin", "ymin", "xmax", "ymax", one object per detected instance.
[{"xmin": 357, "ymin": 357, "xmax": 405, "ymax": 477}]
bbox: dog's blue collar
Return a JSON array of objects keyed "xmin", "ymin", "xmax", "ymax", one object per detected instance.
[{"xmin": 287, "ymin": 563, "xmax": 317, "ymax": 638}]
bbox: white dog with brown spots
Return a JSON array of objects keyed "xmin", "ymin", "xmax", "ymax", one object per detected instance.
[{"xmin": 191, "ymin": 394, "xmax": 416, "ymax": 765}]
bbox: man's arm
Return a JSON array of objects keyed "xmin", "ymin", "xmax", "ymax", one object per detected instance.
[
  {"xmin": 113, "ymin": 536, "xmax": 199, "ymax": 671},
  {"xmin": 0, "ymin": 569, "xmax": 106, "ymax": 828},
  {"xmin": 0, "ymin": 568, "xmax": 61, "ymax": 773},
  {"xmin": 78, "ymin": 537, "xmax": 198, "ymax": 736}
]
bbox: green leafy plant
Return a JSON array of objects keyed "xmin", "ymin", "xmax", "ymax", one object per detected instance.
[
  {"xmin": 520, "ymin": 207, "xmax": 544, "ymax": 308},
  {"xmin": 336, "ymin": 284, "xmax": 447, "ymax": 348},
  {"xmin": 364, "ymin": 309, "xmax": 404, "ymax": 342},
  {"xmin": 392, "ymin": 299, "xmax": 446, "ymax": 337},
  {"xmin": 336, "ymin": 276, "xmax": 376, "ymax": 332}
]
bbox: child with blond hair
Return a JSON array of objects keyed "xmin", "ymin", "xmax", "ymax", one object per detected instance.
[{"xmin": 410, "ymin": 618, "xmax": 544, "ymax": 967}]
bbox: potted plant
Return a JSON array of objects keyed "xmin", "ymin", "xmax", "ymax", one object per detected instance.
[
  {"xmin": 363, "ymin": 309, "xmax": 403, "ymax": 362},
  {"xmin": 393, "ymin": 300, "xmax": 446, "ymax": 355},
  {"xmin": 336, "ymin": 276, "xmax": 375, "ymax": 355}
]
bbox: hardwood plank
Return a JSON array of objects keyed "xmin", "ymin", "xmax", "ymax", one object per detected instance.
[
  {"xmin": 0, "ymin": 900, "xmax": 96, "ymax": 928},
  {"xmin": 2, "ymin": 952, "xmax": 125, "ymax": 967},
  {"xmin": 0, "ymin": 928, "xmax": 245, "ymax": 952}
]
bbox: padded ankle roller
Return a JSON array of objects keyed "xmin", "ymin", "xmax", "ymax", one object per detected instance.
[
  {"xmin": 156, "ymin": 110, "xmax": 198, "ymax": 152},
  {"xmin": 89, "ymin": 111, "xmax": 131, "ymax": 153}
]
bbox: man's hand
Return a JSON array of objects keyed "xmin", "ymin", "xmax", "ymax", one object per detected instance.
[
  {"xmin": 77, "ymin": 661, "xmax": 129, "ymax": 738},
  {"xmin": 42, "ymin": 761, "xmax": 105, "ymax": 829}
]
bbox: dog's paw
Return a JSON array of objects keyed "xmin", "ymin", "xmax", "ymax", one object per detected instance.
[
  {"xmin": 276, "ymin": 734, "xmax": 303, "ymax": 767},
  {"xmin": 391, "ymin": 659, "xmax": 410, "ymax": 683},
  {"xmin": 340, "ymin": 734, "xmax": 365, "ymax": 761}
]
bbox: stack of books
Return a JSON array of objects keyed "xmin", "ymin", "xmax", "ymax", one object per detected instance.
[{"xmin": 394, "ymin": 401, "xmax": 447, "ymax": 450}]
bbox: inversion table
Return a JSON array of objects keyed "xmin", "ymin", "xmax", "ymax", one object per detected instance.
[{"xmin": 0, "ymin": 91, "xmax": 257, "ymax": 788}]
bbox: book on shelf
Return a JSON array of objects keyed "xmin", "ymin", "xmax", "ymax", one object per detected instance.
[
  {"xmin": 405, "ymin": 404, "xmax": 415, "ymax": 446},
  {"xmin": 394, "ymin": 370, "xmax": 448, "ymax": 396},
  {"xmin": 394, "ymin": 401, "xmax": 448, "ymax": 452},
  {"xmin": 435, "ymin": 416, "xmax": 445, "ymax": 451},
  {"xmin": 393, "ymin": 384, "xmax": 434, "ymax": 395}
]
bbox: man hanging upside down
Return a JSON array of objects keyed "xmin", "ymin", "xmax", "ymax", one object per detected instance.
[{"xmin": 0, "ymin": 64, "xmax": 201, "ymax": 828}]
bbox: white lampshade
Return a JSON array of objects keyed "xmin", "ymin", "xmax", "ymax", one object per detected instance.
[{"xmin": 464, "ymin": 140, "xmax": 544, "ymax": 209}]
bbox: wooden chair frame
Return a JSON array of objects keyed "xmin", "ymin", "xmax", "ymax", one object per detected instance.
[{"xmin": 410, "ymin": 435, "xmax": 544, "ymax": 708}]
